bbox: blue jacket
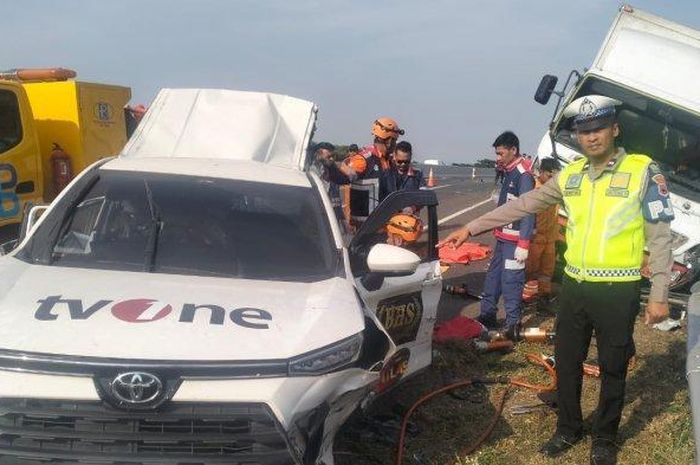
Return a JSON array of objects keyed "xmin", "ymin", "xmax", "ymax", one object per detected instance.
[
  {"xmin": 494, "ymin": 157, "xmax": 535, "ymax": 247},
  {"xmin": 379, "ymin": 166, "xmax": 425, "ymax": 201}
]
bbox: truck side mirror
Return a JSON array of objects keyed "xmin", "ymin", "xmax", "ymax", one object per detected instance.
[{"xmin": 535, "ymin": 75, "xmax": 559, "ymax": 105}]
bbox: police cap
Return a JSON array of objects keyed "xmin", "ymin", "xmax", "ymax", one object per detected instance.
[{"xmin": 563, "ymin": 95, "xmax": 622, "ymax": 131}]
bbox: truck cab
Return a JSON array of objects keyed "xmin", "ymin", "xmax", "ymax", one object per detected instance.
[
  {"xmin": 535, "ymin": 5, "xmax": 700, "ymax": 292},
  {"xmin": 0, "ymin": 69, "xmax": 131, "ymax": 240}
]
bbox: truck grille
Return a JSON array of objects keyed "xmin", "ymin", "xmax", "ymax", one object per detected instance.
[{"xmin": 0, "ymin": 399, "xmax": 295, "ymax": 464}]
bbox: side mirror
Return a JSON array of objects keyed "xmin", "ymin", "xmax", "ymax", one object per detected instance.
[
  {"xmin": 534, "ymin": 74, "xmax": 559, "ymax": 105},
  {"xmin": 19, "ymin": 205, "xmax": 49, "ymax": 241},
  {"xmin": 367, "ymin": 243, "xmax": 420, "ymax": 276}
]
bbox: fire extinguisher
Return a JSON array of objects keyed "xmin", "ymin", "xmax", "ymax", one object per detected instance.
[{"xmin": 50, "ymin": 143, "xmax": 73, "ymax": 195}]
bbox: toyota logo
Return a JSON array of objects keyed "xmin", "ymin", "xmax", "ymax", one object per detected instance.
[{"xmin": 110, "ymin": 372, "xmax": 163, "ymax": 405}]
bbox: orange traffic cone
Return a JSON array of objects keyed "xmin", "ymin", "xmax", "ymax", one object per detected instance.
[{"xmin": 427, "ymin": 168, "xmax": 436, "ymax": 187}]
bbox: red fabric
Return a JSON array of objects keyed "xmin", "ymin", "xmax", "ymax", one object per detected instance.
[
  {"xmin": 433, "ymin": 316, "xmax": 486, "ymax": 343},
  {"xmin": 504, "ymin": 156, "xmax": 533, "ymax": 173},
  {"xmin": 493, "ymin": 229, "xmax": 519, "ymax": 243},
  {"xmin": 438, "ymin": 242, "xmax": 492, "ymax": 264},
  {"xmin": 516, "ymin": 239, "xmax": 531, "ymax": 249}
]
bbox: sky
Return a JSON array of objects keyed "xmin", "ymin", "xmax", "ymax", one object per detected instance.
[{"xmin": 4, "ymin": 0, "xmax": 700, "ymax": 162}]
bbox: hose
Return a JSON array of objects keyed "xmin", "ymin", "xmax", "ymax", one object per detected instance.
[
  {"xmin": 394, "ymin": 378, "xmax": 511, "ymax": 465},
  {"xmin": 394, "ymin": 353, "xmax": 557, "ymax": 465},
  {"xmin": 510, "ymin": 353, "xmax": 557, "ymax": 392}
]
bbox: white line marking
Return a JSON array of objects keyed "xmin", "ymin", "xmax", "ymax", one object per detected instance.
[
  {"xmin": 426, "ymin": 184, "xmax": 454, "ymax": 191},
  {"xmin": 437, "ymin": 197, "xmax": 492, "ymax": 225}
]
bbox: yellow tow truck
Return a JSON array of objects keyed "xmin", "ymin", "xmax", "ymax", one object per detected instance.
[{"xmin": 0, "ymin": 68, "xmax": 131, "ymax": 239}]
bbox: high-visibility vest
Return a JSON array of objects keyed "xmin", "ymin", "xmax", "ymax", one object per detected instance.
[{"xmin": 558, "ymin": 153, "xmax": 651, "ymax": 282}]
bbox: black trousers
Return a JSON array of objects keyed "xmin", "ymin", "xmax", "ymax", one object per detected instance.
[{"xmin": 555, "ymin": 275, "xmax": 640, "ymax": 440}]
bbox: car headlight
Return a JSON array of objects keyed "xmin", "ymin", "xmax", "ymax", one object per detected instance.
[{"xmin": 288, "ymin": 333, "xmax": 363, "ymax": 376}]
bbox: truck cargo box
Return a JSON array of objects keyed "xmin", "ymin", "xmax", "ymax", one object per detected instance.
[{"xmin": 22, "ymin": 81, "xmax": 131, "ymax": 197}]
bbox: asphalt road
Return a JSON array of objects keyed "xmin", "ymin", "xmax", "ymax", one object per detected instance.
[{"xmin": 423, "ymin": 166, "xmax": 501, "ymax": 322}]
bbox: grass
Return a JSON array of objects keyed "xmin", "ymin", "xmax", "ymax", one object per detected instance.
[{"xmin": 335, "ymin": 309, "xmax": 693, "ymax": 465}]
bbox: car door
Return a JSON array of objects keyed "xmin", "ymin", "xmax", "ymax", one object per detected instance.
[{"xmin": 349, "ymin": 190, "xmax": 441, "ymax": 379}]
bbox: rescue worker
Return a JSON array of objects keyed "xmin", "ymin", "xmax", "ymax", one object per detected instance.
[
  {"xmin": 438, "ymin": 95, "xmax": 673, "ymax": 464},
  {"xmin": 379, "ymin": 141, "xmax": 425, "ymax": 201},
  {"xmin": 331, "ymin": 117, "xmax": 404, "ymax": 227},
  {"xmin": 338, "ymin": 145, "xmax": 359, "ymax": 231},
  {"xmin": 525, "ymin": 157, "xmax": 561, "ymax": 305},
  {"xmin": 312, "ymin": 142, "xmax": 346, "ymax": 229},
  {"xmin": 476, "ymin": 131, "xmax": 535, "ymax": 334},
  {"xmin": 347, "ymin": 143, "xmax": 360, "ymax": 157}
]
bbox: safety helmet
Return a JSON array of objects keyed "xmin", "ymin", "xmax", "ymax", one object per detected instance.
[
  {"xmin": 372, "ymin": 117, "xmax": 404, "ymax": 140},
  {"xmin": 386, "ymin": 213, "xmax": 423, "ymax": 245}
]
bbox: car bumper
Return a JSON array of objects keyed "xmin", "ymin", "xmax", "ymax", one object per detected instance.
[{"xmin": 0, "ymin": 368, "xmax": 378, "ymax": 465}]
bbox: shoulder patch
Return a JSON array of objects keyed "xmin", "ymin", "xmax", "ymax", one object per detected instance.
[
  {"xmin": 642, "ymin": 164, "xmax": 674, "ymax": 223},
  {"xmin": 651, "ymin": 173, "xmax": 669, "ymax": 196}
]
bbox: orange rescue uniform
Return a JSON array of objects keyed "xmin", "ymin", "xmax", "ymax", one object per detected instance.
[{"xmin": 525, "ymin": 179, "xmax": 559, "ymax": 295}]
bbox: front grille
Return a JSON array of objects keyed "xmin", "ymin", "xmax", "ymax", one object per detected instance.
[{"xmin": 0, "ymin": 399, "xmax": 295, "ymax": 464}]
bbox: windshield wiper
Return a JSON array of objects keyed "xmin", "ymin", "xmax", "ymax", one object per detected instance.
[{"xmin": 143, "ymin": 181, "xmax": 162, "ymax": 272}]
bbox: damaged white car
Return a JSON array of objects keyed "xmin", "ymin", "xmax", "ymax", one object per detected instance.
[{"xmin": 0, "ymin": 89, "xmax": 442, "ymax": 464}]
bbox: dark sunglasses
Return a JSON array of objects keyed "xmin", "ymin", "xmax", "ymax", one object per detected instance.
[{"xmin": 395, "ymin": 159, "xmax": 411, "ymax": 165}]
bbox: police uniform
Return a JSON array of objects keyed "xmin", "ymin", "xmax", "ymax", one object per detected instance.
[
  {"xmin": 465, "ymin": 95, "xmax": 674, "ymax": 461},
  {"xmin": 479, "ymin": 156, "xmax": 535, "ymax": 330}
]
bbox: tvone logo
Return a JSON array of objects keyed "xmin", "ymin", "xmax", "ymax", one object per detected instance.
[
  {"xmin": 112, "ymin": 299, "xmax": 173, "ymax": 323},
  {"xmin": 34, "ymin": 296, "xmax": 272, "ymax": 329}
]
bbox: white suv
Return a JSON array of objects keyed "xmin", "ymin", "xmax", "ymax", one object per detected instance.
[{"xmin": 0, "ymin": 89, "xmax": 442, "ymax": 465}]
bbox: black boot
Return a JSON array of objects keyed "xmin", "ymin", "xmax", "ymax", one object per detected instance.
[
  {"xmin": 539, "ymin": 432, "xmax": 582, "ymax": 457},
  {"xmin": 477, "ymin": 314, "xmax": 499, "ymax": 330},
  {"xmin": 590, "ymin": 438, "xmax": 618, "ymax": 465}
]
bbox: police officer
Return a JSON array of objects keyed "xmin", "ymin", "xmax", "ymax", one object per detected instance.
[{"xmin": 438, "ymin": 95, "xmax": 673, "ymax": 465}]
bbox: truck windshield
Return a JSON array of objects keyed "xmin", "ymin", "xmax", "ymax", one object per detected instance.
[
  {"xmin": 554, "ymin": 77, "xmax": 700, "ymax": 201},
  {"xmin": 33, "ymin": 170, "xmax": 337, "ymax": 281},
  {"xmin": 0, "ymin": 90, "xmax": 22, "ymax": 155}
]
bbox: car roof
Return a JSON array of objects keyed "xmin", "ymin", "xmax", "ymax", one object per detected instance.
[
  {"xmin": 120, "ymin": 88, "xmax": 318, "ymax": 172},
  {"xmin": 100, "ymin": 157, "xmax": 312, "ymax": 188}
]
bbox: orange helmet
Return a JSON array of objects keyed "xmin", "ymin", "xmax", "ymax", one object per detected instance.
[
  {"xmin": 372, "ymin": 117, "xmax": 404, "ymax": 140},
  {"xmin": 386, "ymin": 213, "xmax": 423, "ymax": 245}
]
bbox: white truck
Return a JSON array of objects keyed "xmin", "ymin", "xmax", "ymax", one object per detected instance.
[
  {"xmin": 0, "ymin": 89, "xmax": 443, "ymax": 464},
  {"xmin": 534, "ymin": 5, "xmax": 700, "ymax": 297}
]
